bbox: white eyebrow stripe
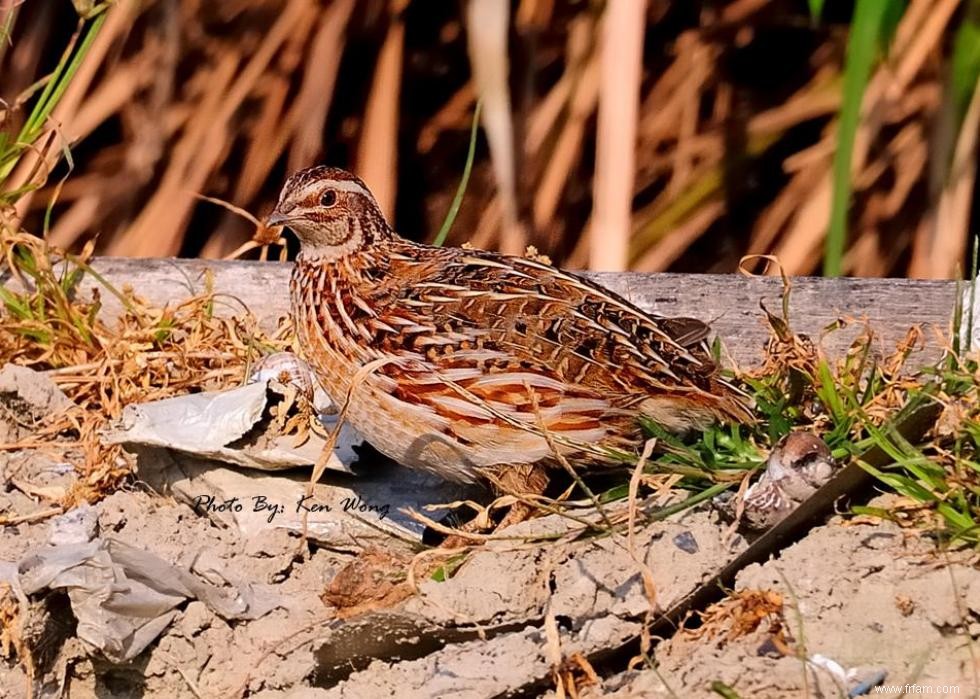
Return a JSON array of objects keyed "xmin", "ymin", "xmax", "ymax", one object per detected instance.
[{"xmin": 296, "ymin": 178, "xmax": 373, "ymax": 203}]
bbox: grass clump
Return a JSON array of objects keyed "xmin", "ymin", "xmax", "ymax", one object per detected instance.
[
  {"xmin": 0, "ymin": 229, "xmax": 291, "ymax": 513},
  {"xmin": 0, "ymin": 3, "xmax": 112, "ymax": 205},
  {"xmin": 592, "ymin": 269, "xmax": 978, "ymax": 548}
]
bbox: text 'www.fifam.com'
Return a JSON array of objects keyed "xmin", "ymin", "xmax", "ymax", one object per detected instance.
[{"xmin": 872, "ymin": 684, "xmax": 962, "ymax": 695}]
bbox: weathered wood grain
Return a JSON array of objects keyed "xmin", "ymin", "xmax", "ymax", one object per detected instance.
[{"xmin": 4, "ymin": 257, "xmax": 959, "ymax": 366}]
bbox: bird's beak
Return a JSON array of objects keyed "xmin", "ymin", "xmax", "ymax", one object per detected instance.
[{"xmin": 264, "ymin": 208, "xmax": 290, "ymax": 228}]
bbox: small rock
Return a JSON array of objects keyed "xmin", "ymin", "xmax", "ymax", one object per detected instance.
[
  {"xmin": 0, "ymin": 363, "xmax": 72, "ymax": 421},
  {"xmin": 672, "ymin": 530, "xmax": 699, "ymax": 554},
  {"xmin": 49, "ymin": 504, "xmax": 98, "ymax": 545},
  {"xmin": 244, "ymin": 527, "xmax": 294, "ymax": 558},
  {"xmin": 848, "ymin": 666, "xmax": 888, "ymax": 696},
  {"xmin": 178, "ymin": 601, "xmax": 212, "ymax": 637}
]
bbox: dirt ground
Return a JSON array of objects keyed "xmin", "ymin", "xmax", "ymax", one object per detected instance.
[{"xmin": 1, "ymin": 365, "xmax": 978, "ymax": 698}]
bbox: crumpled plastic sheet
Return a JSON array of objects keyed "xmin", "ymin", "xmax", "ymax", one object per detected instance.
[
  {"xmin": 102, "ymin": 378, "xmax": 479, "ymax": 549},
  {"xmin": 102, "ymin": 380, "xmax": 360, "ymax": 472},
  {"xmin": 0, "ymin": 505, "xmax": 282, "ymax": 662}
]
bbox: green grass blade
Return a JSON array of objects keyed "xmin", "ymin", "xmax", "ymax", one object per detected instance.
[
  {"xmin": 815, "ymin": 359, "xmax": 846, "ymax": 423},
  {"xmin": 17, "ymin": 27, "xmax": 81, "ymax": 143},
  {"xmin": 432, "ymin": 99, "xmax": 482, "ymax": 247},
  {"xmin": 0, "ymin": 11, "xmax": 108, "ymax": 190},
  {"xmin": 33, "ymin": 13, "xmax": 107, "ymax": 134},
  {"xmin": 711, "ymin": 681, "xmax": 743, "ymax": 699},
  {"xmin": 879, "ymin": 1, "xmax": 906, "ymax": 51},
  {"xmin": 824, "ymin": 0, "xmax": 893, "ymax": 276},
  {"xmin": 65, "ymin": 252, "xmax": 140, "ymax": 316},
  {"xmin": 808, "ymin": 0, "xmax": 825, "ymax": 22},
  {"xmin": 859, "ymin": 461, "xmax": 938, "ymax": 502},
  {"xmin": 951, "ymin": 1, "xmax": 980, "ymax": 124},
  {"xmin": 0, "ymin": 286, "xmax": 31, "ymax": 319}
]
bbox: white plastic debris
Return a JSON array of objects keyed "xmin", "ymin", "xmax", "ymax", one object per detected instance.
[
  {"xmin": 102, "ymin": 360, "xmax": 478, "ymax": 548},
  {"xmin": 808, "ymin": 653, "xmax": 888, "ymax": 696},
  {"xmin": 247, "ymin": 351, "xmax": 334, "ymax": 413},
  {"xmin": 3, "ymin": 507, "xmax": 283, "ymax": 662},
  {"xmin": 103, "ymin": 379, "xmax": 361, "ymax": 472}
]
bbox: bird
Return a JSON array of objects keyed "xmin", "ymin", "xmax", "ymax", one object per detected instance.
[
  {"xmin": 266, "ymin": 166, "xmax": 750, "ymax": 523},
  {"xmin": 740, "ymin": 431, "xmax": 836, "ymax": 531}
]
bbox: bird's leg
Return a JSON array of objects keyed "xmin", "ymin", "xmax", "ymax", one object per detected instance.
[
  {"xmin": 492, "ymin": 462, "xmax": 551, "ymax": 530},
  {"xmin": 437, "ymin": 464, "xmax": 549, "ymax": 549}
]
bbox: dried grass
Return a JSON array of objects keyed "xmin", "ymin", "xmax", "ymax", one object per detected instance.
[
  {"xmin": 687, "ymin": 588, "xmax": 791, "ymax": 652},
  {"xmin": 0, "ymin": 584, "xmax": 31, "ymax": 685},
  {"xmin": 0, "ymin": 229, "xmax": 291, "ymax": 514}
]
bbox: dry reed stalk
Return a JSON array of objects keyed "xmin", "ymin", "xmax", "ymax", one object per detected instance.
[
  {"xmin": 747, "ymin": 77, "xmax": 841, "ymax": 137},
  {"xmin": 231, "ymin": 3, "xmax": 321, "ymax": 204},
  {"xmin": 357, "ymin": 0, "xmax": 408, "ymax": 220},
  {"xmin": 110, "ymin": 0, "xmax": 310, "ymax": 256},
  {"xmin": 782, "ymin": 137, "xmax": 835, "ymax": 174},
  {"xmin": 720, "ymin": 0, "xmax": 771, "ymax": 22},
  {"xmin": 743, "ymin": 78, "xmax": 844, "ymax": 259},
  {"xmin": 590, "ymin": 0, "xmax": 646, "ymax": 271},
  {"xmin": 199, "ymin": 221, "xmax": 245, "ymax": 259},
  {"xmin": 469, "ymin": 19, "xmax": 598, "ymax": 256},
  {"xmin": 844, "ymin": 225, "xmax": 886, "ymax": 277},
  {"xmin": 910, "ymin": 74, "xmax": 980, "ymax": 278},
  {"xmin": 524, "ymin": 40, "xmax": 578, "ymax": 157},
  {"xmin": 285, "ymin": 0, "xmax": 356, "ymax": 173},
  {"xmin": 637, "ymin": 43, "xmax": 687, "ymax": 141},
  {"xmin": 747, "ymin": 162, "xmax": 826, "ymax": 259},
  {"xmin": 47, "ymin": 194, "xmax": 100, "ymax": 248},
  {"xmin": 105, "ymin": 52, "xmax": 239, "ymax": 256},
  {"xmin": 0, "ymin": 0, "xmax": 44, "ymax": 100},
  {"xmin": 668, "ymin": 33, "xmax": 708, "ymax": 196},
  {"xmin": 417, "ymin": 83, "xmax": 474, "ymax": 153},
  {"xmin": 563, "ymin": 223, "xmax": 591, "ymax": 270},
  {"xmin": 466, "ymin": 195, "xmax": 501, "ymax": 251},
  {"xmin": 532, "ymin": 53, "xmax": 599, "ymax": 232},
  {"xmin": 867, "ymin": 122, "xmax": 928, "ymax": 218},
  {"xmin": 465, "ymin": 0, "xmax": 525, "ymax": 256},
  {"xmin": 527, "ymin": 14, "xmax": 594, "ymax": 231},
  {"xmin": 889, "ymin": 0, "xmax": 961, "ymax": 98},
  {"xmin": 633, "ymin": 200, "xmax": 726, "ymax": 272},
  {"xmin": 516, "ymin": 0, "xmax": 556, "ymax": 32},
  {"xmin": 628, "ymin": 158, "xmax": 729, "ymax": 264},
  {"xmin": 3, "ymin": 0, "xmax": 971, "ymax": 279},
  {"xmin": 63, "ymin": 58, "xmax": 149, "ymax": 155},
  {"xmin": 770, "ymin": 151, "xmax": 848, "ymax": 273},
  {"xmin": 770, "ymin": 0, "xmax": 945, "ymax": 275},
  {"xmin": 235, "ymin": 74, "xmax": 293, "ymax": 203}
]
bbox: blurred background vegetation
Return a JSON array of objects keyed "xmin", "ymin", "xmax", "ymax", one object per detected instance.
[{"xmin": 0, "ymin": 0, "xmax": 979, "ymax": 278}]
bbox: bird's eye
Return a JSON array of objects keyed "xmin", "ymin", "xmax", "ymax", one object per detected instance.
[{"xmin": 320, "ymin": 190, "xmax": 338, "ymax": 207}]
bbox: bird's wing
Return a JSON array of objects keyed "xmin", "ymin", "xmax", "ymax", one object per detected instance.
[
  {"xmin": 354, "ymin": 245, "xmax": 741, "ymax": 444},
  {"xmin": 376, "ymin": 245, "xmax": 718, "ymax": 388}
]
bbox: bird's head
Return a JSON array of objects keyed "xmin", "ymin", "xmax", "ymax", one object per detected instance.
[{"xmin": 265, "ymin": 166, "xmax": 391, "ymax": 259}]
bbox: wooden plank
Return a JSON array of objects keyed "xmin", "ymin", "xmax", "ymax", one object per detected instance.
[{"xmin": 5, "ymin": 257, "xmax": 959, "ymax": 366}]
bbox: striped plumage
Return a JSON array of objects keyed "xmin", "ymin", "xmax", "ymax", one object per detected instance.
[{"xmin": 269, "ymin": 166, "xmax": 749, "ymax": 485}]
